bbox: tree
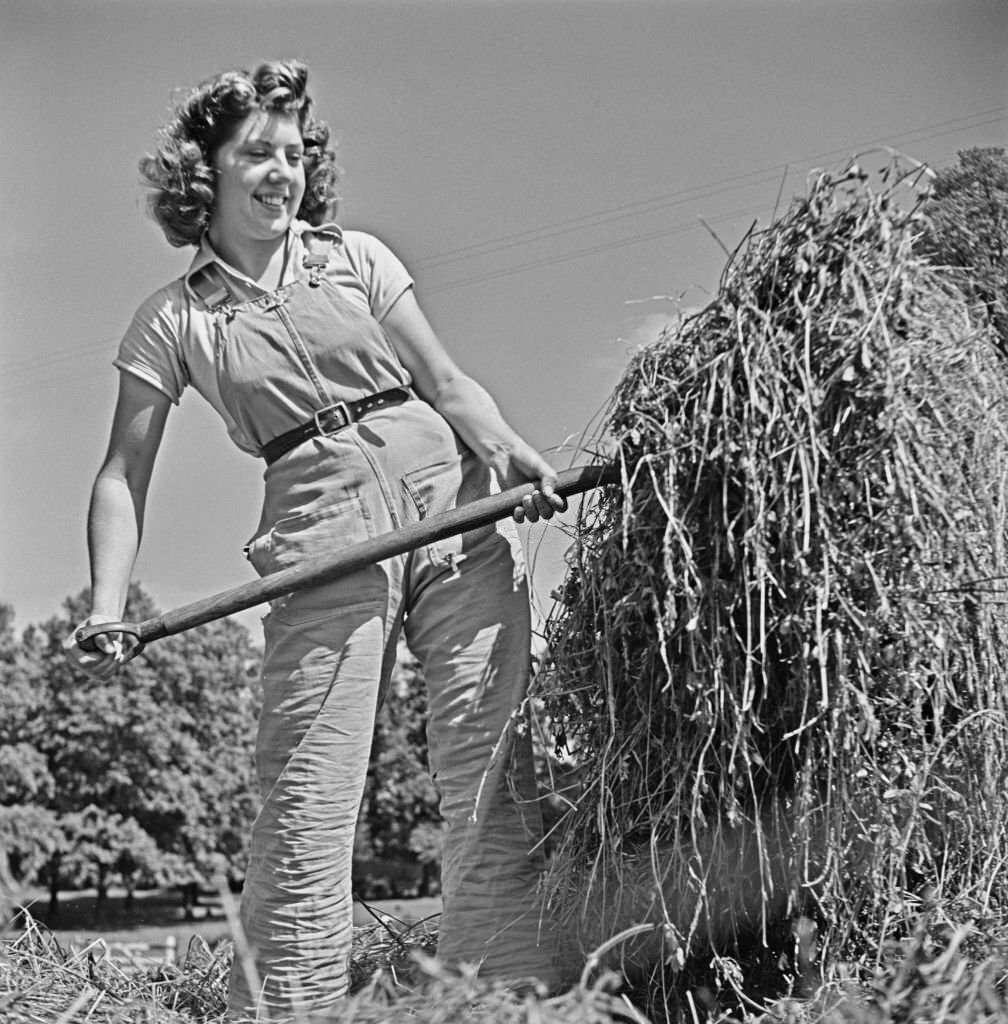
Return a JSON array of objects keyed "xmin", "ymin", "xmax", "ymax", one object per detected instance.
[
  {"xmin": 919, "ymin": 146, "xmax": 1008, "ymax": 355},
  {"xmin": 2, "ymin": 589, "xmax": 459, "ymax": 905},
  {"xmin": 0, "ymin": 605, "xmax": 60, "ymax": 888},
  {"xmin": 124, "ymin": 603, "xmax": 263, "ymax": 884},
  {"xmin": 0, "ymin": 805, "xmax": 61, "ymax": 889},
  {"xmin": 0, "ymin": 604, "xmax": 15, "ymax": 652},
  {"xmin": 58, "ymin": 806, "xmax": 161, "ymax": 917},
  {"xmin": 355, "ymin": 646, "xmax": 444, "ymax": 896},
  {"xmin": 0, "ymin": 585, "xmax": 262, "ymax": 910}
]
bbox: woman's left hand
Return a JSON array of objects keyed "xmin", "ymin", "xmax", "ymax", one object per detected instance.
[{"xmin": 493, "ymin": 443, "xmax": 568, "ymax": 523}]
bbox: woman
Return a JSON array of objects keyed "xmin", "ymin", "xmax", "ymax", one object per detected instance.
[{"xmin": 65, "ymin": 60, "xmax": 564, "ymax": 1019}]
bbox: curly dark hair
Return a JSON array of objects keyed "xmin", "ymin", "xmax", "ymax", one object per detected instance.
[{"xmin": 139, "ymin": 60, "xmax": 339, "ymax": 247}]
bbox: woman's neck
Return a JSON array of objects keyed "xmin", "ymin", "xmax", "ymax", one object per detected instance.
[{"xmin": 207, "ymin": 229, "xmax": 290, "ymax": 289}]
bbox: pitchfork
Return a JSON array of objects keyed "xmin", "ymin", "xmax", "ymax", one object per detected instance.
[{"xmin": 75, "ymin": 463, "xmax": 619, "ymax": 653}]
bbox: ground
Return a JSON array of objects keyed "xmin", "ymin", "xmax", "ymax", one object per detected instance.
[{"xmin": 8, "ymin": 886, "xmax": 442, "ymax": 960}]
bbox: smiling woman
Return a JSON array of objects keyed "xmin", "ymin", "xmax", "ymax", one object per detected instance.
[
  {"xmin": 137, "ymin": 62, "xmax": 336, "ymax": 250},
  {"xmin": 63, "ymin": 58, "xmax": 566, "ymax": 1022},
  {"xmin": 206, "ymin": 111, "xmax": 308, "ymax": 283}
]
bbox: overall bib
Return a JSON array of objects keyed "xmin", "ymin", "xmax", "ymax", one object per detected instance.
[{"xmin": 198, "ymin": 234, "xmax": 557, "ymax": 1020}]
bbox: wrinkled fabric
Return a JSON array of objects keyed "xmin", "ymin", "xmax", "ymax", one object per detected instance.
[
  {"xmin": 113, "ymin": 224, "xmax": 413, "ymax": 455},
  {"xmin": 201, "ymin": 240, "xmax": 557, "ymax": 1021}
]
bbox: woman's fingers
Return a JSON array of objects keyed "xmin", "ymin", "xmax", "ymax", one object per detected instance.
[
  {"xmin": 81, "ymin": 652, "xmax": 123, "ymax": 680},
  {"xmin": 514, "ymin": 481, "xmax": 568, "ymax": 523},
  {"xmin": 499, "ymin": 449, "xmax": 567, "ymax": 523},
  {"xmin": 64, "ymin": 619, "xmax": 141, "ymax": 678},
  {"xmin": 92, "ymin": 631, "xmax": 122, "ymax": 657},
  {"xmin": 537, "ymin": 477, "xmax": 567, "ymax": 517},
  {"xmin": 65, "ymin": 642, "xmax": 120, "ymax": 678}
]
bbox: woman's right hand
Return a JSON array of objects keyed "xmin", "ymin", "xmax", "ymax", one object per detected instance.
[{"xmin": 63, "ymin": 614, "xmax": 141, "ymax": 680}]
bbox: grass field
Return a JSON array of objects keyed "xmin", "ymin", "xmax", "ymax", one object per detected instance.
[
  {"xmin": 6, "ymin": 889, "xmax": 1008, "ymax": 1023},
  {"xmin": 9, "ymin": 886, "xmax": 442, "ymax": 961}
]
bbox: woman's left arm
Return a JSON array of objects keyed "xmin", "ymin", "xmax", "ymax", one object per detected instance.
[{"xmin": 382, "ymin": 288, "xmax": 565, "ymax": 523}]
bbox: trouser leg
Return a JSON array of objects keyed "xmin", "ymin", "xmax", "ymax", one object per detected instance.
[
  {"xmin": 227, "ymin": 587, "xmax": 397, "ymax": 1021},
  {"xmin": 405, "ymin": 526, "xmax": 559, "ymax": 989}
]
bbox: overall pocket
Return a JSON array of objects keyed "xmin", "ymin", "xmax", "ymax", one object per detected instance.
[
  {"xmin": 245, "ymin": 495, "xmax": 382, "ymax": 625},
  {"xmin": 401, "ymin": 451, "xmax": 496, "ymax": 573},
  {"xmin": 245, "ymin": 495, "xmax": 373, "ymax": 578}
]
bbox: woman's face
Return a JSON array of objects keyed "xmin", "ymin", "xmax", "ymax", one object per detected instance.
[{"xmin": 208, "ymin": 109, "xmax": 306, "ymax": 252}]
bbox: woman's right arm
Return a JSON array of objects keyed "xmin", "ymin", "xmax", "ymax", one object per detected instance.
[{"xmin": 65, "ymin": 371, "xmax": 171, "ymax": 677}]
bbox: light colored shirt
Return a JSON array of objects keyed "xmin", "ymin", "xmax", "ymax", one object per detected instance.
[{"xmin": 114, "ymin": 222, "xmax": 413, "ymax": 455}]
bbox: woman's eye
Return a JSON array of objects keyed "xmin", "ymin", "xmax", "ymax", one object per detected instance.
[{"xmin": 288, "ymin": 151, "xmax": 303, "ymax": 164}]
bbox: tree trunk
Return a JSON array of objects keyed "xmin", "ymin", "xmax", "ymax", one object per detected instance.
[
  {"xmin": 180, "ymin": 881, "xmax": 198, "ymax": 921},
  {"xmin": 46, "ymin": 854, "xmax": 61, "ymax": 918},
  {"xmin": 418, "ymin": 861, "xmax": 438, "ymax": 898},
  {"xmin": 95, "ymin": 864, "xmax": 108, "ymax": 920}
]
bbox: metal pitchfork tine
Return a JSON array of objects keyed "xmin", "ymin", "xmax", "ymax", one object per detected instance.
[{"xmin": 75, "ymin": 463, "xmax": 620, "ymax": 653}]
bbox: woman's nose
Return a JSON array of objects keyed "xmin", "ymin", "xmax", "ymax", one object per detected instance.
[{"xmin": 269, "ymin": 156, "xmax": 295, "ymax": 180}]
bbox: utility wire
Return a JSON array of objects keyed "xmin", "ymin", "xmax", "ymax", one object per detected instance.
[
  {"xmin": 422, "ymin": 203, "xmax": 760, "ymax": 295},
  {"xmin": 0, "ymin": 341, "xmax": 112, "ymax": 376},
  {"xmin": 421, "ymin": 112, "xmax": 1008, "ymax": 296},
  {"xmin": 0, "ymin": 364, "xmax": 110, "ymax": 399},
  {"xmin": 5, "ymin": 105, "xmax": 1006, "ymax": 394},
  {"xmin": 413, "ymin": 105, "xmax": 1008, "ymax": 270}
]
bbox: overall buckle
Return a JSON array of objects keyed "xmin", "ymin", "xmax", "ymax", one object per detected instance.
[{"xmin": 313, "ymin": 402, "xmax": 352, "ymax": 436}]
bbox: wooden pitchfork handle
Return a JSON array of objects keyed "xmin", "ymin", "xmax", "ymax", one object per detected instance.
[{"xmin": 75, "ymin": 462, "xmax": 619, "ymax": 653}]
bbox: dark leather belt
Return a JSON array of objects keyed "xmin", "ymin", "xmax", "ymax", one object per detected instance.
[{"xmin": 261, "ymin": 387, "xmax": 411, "ymax": 465}]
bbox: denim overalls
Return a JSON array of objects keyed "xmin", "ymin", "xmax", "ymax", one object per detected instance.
[{"xmin": 195, "ymin": 231, "xmax": 557, "ymax": 1019}]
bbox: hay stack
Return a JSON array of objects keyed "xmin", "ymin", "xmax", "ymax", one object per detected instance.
[{"xmin": 539, "ymin": 160, "xmax": 1008, "ymax": 987}]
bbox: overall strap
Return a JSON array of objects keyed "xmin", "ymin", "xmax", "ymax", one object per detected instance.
[
  {"xmin": 189, "ymin": 263, "xmax": 236, "ymax": 311},
  {"xmin": 192, "ymin": 229, "xmax": 339, "ymax": 304},
  {"xmin": 302, "ymin": 229, "xmax": 338, "ymax": 287}
]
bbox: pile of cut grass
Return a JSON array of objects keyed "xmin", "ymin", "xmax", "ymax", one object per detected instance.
[
  {"xmin": 0, "ymin": 911, "xmax": 231, "ymax": 1023},
  {"xmin": 539, "ymin": 158, "xmax": 1008, "ymax": 1011},
  {"xmin": 0, "ymin": 911, "xmax": 648, "ymax": 1023},
  {"xmin": 5, "ymin": 908, "xmax": 1008, "ymax": 1022}
]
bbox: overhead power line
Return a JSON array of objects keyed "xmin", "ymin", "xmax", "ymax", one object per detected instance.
[
  {"xmin": 6, "ymin": 104, "xmax": 1006, "ymax": 394},
  {"xmin": 413, "ymin": 105, "xmax": 1008, "ymax": 272},
  {"xmin": 418, "ymin": 110, "xmax": 1007, "ymax": 296},
  {"xmin": 422, "ymin": 204, "xmax": 761, "ymax": 295},
  {"xmin": 0, "ymin": 363, "xmax": 110, "ymax": 400},
  {"xmin": 0, "ymin": 341, "xmax": 112, "ymax": 377}
]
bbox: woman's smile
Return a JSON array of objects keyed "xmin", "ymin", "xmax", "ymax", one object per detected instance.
[{"xmin": 208, "ymin": 109, "xmax": 306, "ymax": 270}]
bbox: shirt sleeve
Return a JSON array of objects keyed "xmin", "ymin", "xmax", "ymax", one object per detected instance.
[
  {"xmin": 340, "ymin": 231, "xmax": 414, "ymax": 322},
  {"xmin": 113, "ymin": 285, "xmax": 189, "ymax": 403}
]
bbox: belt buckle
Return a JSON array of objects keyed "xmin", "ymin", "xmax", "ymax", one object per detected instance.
[{"xmin": 313, "ymin": 402, "xmax": 352, "ymax": 436}]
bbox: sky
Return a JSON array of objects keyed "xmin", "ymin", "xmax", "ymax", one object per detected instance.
[{"xmin": 2, "ymin": 0, "xmax": 1006, "ymax": 641}]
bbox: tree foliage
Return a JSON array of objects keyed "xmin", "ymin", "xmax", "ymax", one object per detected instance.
[
  {"xmin": 0, "ymin": 585, "xmax": 262, "ymax": 908},
  {"xmin": 0, "ymin": 805, "xmax": 61, "ymax": 886},
  {"xmin": 55, "ymin": 806, "xmax": 162, "ymax": 907},
  {"xmin": 1, "ymin": 592, "xmax": 449, "ymax": 906},
  {"xmin": 919, "ymin": 146, "xmax": 1008, "ymax": 354},
  {"xmin": 355, "ymin": 647, "xmax": 444, "ymax": 894}
]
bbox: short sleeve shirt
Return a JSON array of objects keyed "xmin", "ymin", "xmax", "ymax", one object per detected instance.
[{"xmin": 114, "ymin": 222, "xmax": 414, "ymax": 455}]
